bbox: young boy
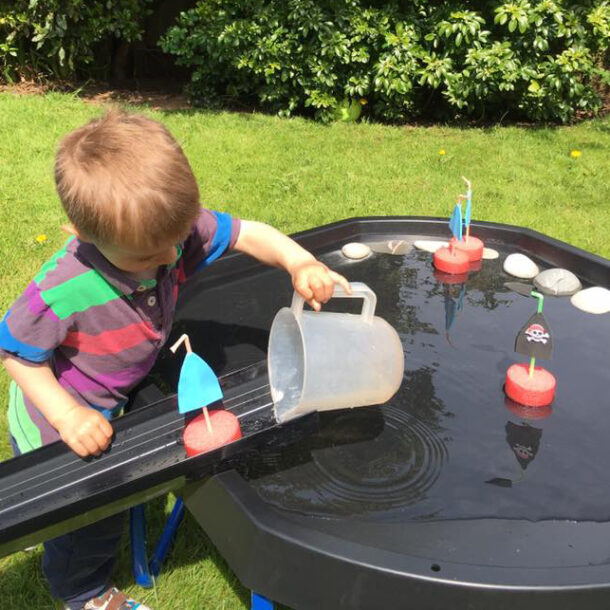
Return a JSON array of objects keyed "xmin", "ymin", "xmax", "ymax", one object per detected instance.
[{"xmin": 0, "ymin": 111, "xmax": 350, "ymax": 610}]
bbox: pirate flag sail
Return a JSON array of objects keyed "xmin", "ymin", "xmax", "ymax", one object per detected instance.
[
  {"xmin": 505, "ymin": 289, "xmax": 557, "ymax": 407},
  {"xmin": 515, "ymin": 311, "xmax": 553, "ymax": 360}
]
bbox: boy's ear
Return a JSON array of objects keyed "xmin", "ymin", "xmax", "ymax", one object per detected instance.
[{"xmin": 61, "ymin": 224, "xmax": 90, "ymax": 242}]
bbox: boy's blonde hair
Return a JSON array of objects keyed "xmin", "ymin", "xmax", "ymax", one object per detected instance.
[{"xmin": 55, "ymin": 111, "xmax": 200, "ymax": 249}]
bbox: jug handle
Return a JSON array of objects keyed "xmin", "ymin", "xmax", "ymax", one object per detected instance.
[{"xmin": 290, "ymin": 281, "xmax": 377, "ymax": 323}]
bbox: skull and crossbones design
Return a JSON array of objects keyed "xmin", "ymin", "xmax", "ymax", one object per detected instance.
[
  {"xmin": 525, "ymin": 323, "xmax": 550, "ymax": 344},
  {"xmin": 512, "ymin": 443, "xmax": 534, "ymax": 460}
]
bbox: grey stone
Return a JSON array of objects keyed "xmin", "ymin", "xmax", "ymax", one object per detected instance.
[
  {"xmin": 503, "ymin": 253, "xmax": 539, "ymax": 279},
  {"xmin": 534, "ymin": 268, "xmax": 582, "ymax": 296},
  {"xmin": 482, "ymin": 247, "xmax": 500, "ymax": 260},
  {"xmin": 571, "ymin": 287, "xmax": 610, "ymax": 315}
]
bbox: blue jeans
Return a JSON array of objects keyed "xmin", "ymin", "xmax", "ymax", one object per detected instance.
[{"xmin": 10, "ymin": 436, "xmax": 125, "ymax": 610}]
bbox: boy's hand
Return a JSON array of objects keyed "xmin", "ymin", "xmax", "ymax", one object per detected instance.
[
  {"xmin": 290, "ymin": 260, "xmax": 351, "ymax": 311},
  {"xmin": 1, "ymin": 357, "xmax": 114, "ymax": 458},
  {"xmin": 54, "ymin": 404, "xmax": 114, "ymax": 458}
]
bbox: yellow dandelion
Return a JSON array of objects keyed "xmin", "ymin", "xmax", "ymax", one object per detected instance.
[
  {"xmin": 439, "ymin": 149, "xmax": 446, "ymax": 156},
  {"xmin": 35, "ymin": 234, "xmax": 47, "ymax": 243},
  {"xmin": 570, "ymin": 149, "xmax": 581, "ymax": 159}
]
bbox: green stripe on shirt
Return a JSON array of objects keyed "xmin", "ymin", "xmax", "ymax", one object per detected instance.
[
  {"xmin": 41, "ymin": 269, "xmax": 123, "ymax": 319},
  {"xmin": 7, "ymin": 381, "xmax": 42, "ymax": 453},
  {"xmin": 34, "ymin": 237, "xmax": 74, "ymax": 285},
  {"xmin": 167, "ymin": 244, "xmax": 183, "ymax": 271}
]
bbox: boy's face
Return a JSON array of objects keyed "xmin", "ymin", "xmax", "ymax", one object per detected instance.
[
  {"xmin": 63, "ymin": 223, "xmax": 187, "ymax": 279},
  {"xmin": 97, "ymin": 241, "xmax": 180, "ymax": 276}
]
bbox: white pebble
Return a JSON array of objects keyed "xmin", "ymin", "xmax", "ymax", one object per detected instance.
[
  {"xmin": 341, "ymin": 242, "xmax": 372, "ymax": 260},
  {"xmin": 414, "ymin": 240, "xmax": 448, "ymax": 253},
  {"xmin": 570, "ymin": 287, "xmax": 610, "ymax": 315},
  {"xmin": 503, "ymin": 253, "xmax": 540, "ymax": 279},
  {"xmin": 482, "ymin": 247, "xmax": 499, "ymax": 260}
]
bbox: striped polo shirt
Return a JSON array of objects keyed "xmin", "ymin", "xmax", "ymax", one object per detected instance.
[{"xmin": 0, "ymin": 208, "xmax": 240, "ymax": 453}]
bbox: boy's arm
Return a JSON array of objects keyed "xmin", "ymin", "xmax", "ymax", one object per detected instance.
[
  {"xmin": 234, "ymin": 220, "xmax": 351, "ymax": 311},
  {"xmin": 1, "ymin": 356, "xmax": 113, "ymax": 458}
]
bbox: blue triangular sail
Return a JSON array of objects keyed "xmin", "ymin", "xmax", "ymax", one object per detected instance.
[
  {"xmin": 449, "ymin": 203, "xmax": 463, "ymax": 241},
  {"xmin": 177, "ymin": 352, "xmax": 224, "ymax": 414}
]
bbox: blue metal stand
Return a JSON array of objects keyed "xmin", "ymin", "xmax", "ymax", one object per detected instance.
[
  {"xmin": 251, "ymin": 592, "xmax": 275, "ymax": 609},
  {"xmin": 130, "ymin": 504, "xmax": 153, "ymax": 588},
  {"xmin": 149, "ymin": 497, "xmax": 185, "ymax": 577},
  {"xmin": 130, "ymin": 497, "xmax": 185, "ymax": 585},
  {"xmin": 133, "ymin": 497, "xmax": 274, "ymax": 610}
]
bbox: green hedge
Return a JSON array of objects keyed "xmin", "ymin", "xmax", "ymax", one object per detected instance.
[
  {"xmin": 0, "ymin": 0, "xmax": 151, "ymax": 81},
  {"xmin": 161, "ymin": 0, "xmax": 610, "ymax": 123}
]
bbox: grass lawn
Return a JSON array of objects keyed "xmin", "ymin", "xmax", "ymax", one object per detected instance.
[{"xmin": 0, "ymin": 91, "xmax": 608, "ymax": 609}]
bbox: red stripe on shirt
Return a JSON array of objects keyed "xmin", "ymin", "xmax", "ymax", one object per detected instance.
[{"xmin": 62, "ymin": 322, "xmax": 161, "ymax": 355}]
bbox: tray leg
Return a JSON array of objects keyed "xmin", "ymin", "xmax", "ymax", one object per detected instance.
[
  {"xmin": 251, "ymin": 591, "xmax": 275, "ymax": 609},
  {"xmin": 149, "ymin": 497, "xmax": 185, "ymax": 577},
  {"xmin": 130, "ymin": 504, "xmax": 153, "ymax": 588}
]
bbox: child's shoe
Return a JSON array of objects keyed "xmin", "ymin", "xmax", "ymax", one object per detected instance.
[{"xmin": 76, "ymin": 586, "xmax": 152, "ymax": 610}]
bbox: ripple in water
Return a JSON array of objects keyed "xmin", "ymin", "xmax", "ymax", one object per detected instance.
[{"xmin": 251, "ymin": 405, "xmax": 447, "ymax": 519}]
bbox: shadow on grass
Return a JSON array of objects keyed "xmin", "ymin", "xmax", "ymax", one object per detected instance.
[
  {"xmin": 112, "ymin": 491, "xmax": 296, "ymax": 610},
  {"xmin": 138, "ymin": 495, "xmax": 293, "ymax": 610}
]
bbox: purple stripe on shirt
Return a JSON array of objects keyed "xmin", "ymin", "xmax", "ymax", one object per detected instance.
[
  {"xmin": 55, "ymin": 352, "xmax": 158, "ymax": 396},
  {"xmin": 24, "ymin": 282, "xmax": 60, "ymax": 321}
]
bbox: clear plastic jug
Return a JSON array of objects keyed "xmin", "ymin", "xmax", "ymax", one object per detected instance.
[{"xmin": 268, "ymin": 282, "xmax": 404, "ymax": 423}]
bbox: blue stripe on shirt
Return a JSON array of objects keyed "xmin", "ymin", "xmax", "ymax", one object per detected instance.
[
  {"xmin": 196, "ymin": 211, "xmax": 233, "ymax": 271},
  {"xmin": 0, "ymin": 311, "xmax": 53, "ymax": 362}
]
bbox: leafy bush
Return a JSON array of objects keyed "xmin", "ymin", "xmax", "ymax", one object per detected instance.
[
  {"xmin": 0, "ymin": 0, "xmax": 151, "ymax": 81},
  {"xmin": 161, "ymin": 0, "xmax": 610, "ymax": 123}
]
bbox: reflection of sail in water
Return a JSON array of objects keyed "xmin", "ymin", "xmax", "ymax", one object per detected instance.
[
  {"xmin": 486, "ymin": 421, "xmax": 543, "ymax": 488},
  {"xmin": 444, "ymin": 283, "xmax": 466, "ymax": 344},
  {"xmin": 506, "ymin": 421, "xmax": 542, "ymax": 470}
]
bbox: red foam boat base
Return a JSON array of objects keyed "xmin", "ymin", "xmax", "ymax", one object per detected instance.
[
  {"xmin": 450, "ymin": 236, "xmax": 484, "ymax": 261},
  {"xmin": 434, "ymin": 247, "xmax": 470, "ymax": 275},
  {"xmin": 183, "ymin": 409, "xmax": 242, "ymax": 457},
  {"xmin": 433, "ymin": 268, "xmax": 469, "ymax": 285},
  {"xmin": 469, "ymin": 259, "xmax": 482, "ymax": 273},
  {"xmin": 505, "ymin": 396, "xmax": 553, "ymax": 420},
  {"xmin": 505, "ymin": 363, "xmax": 556, "ymax": 407}
]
